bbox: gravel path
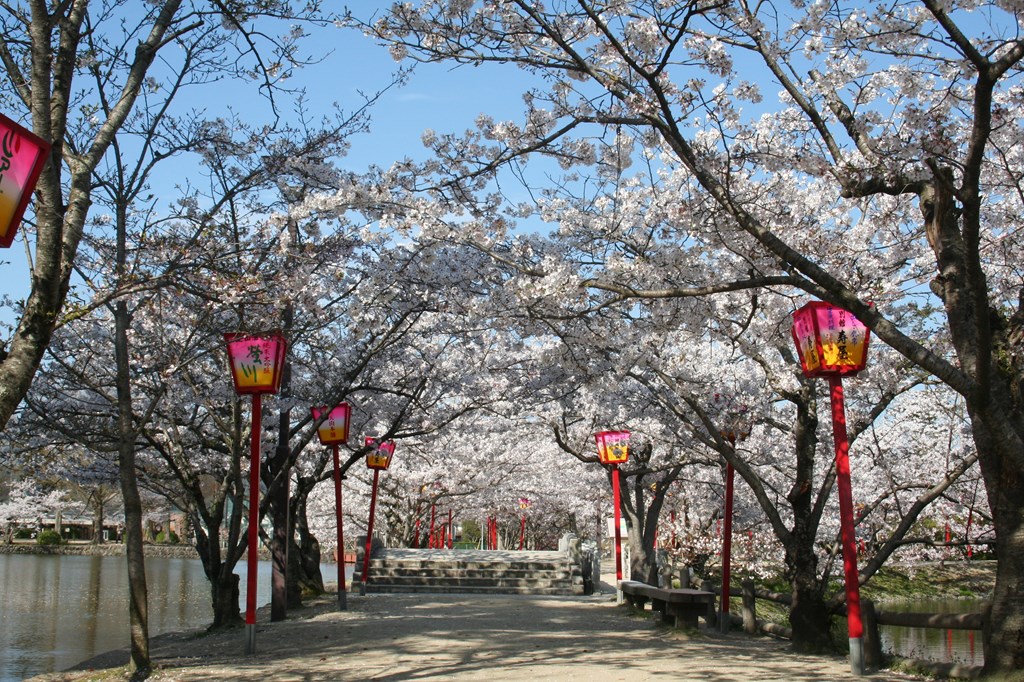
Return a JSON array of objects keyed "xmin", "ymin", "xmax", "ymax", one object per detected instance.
[{"xmin": 30, "ymin": 577, "xmax": 925, "ymax": 682}]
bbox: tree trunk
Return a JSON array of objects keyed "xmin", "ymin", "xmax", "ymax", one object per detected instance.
[
  {"xmin": 784, "ymin": 387, "xmax": 833, "ymax": 651},
  {"xmin": 210, "ymin": 571, "xmax": 242, "ymax": 630},
  {"xmin": 786, "ymin": 544, "xmax": 832, "ymax": 652},
  {"xmin": 193, "ymin": 506, "xmax": 244, "ymax": 629},
  {"xmin": 91, "ymin": 497, "xmax": 105, "ymax": 544},
  {"xmin": 627, "ymin": 530, "xmax": 658, "ymax": 584},
  {"xmin": 973, "ymin": 412, "xmax": 1024, "ymax": 674},
  {"xmin": 921, "ymin": 169, "xmax": 1024, "ymax": 674},
  {"xmin": 291, "ymin": 492, "xmax": 325, "ymax": 596},
  {"xmin": 269, "ymin": 470, "xmax": 291, "ymax": 621},
  {"xmin": 114, "ymin": 300, "xmax": 149, "ymax": 674},
  {"xmin": 615, "ymin": 455, "xmax": 673, "ymax": 586}
]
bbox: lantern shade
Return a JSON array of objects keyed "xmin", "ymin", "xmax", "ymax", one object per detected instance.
[
  {"xmin": 312, "ymin": 403, "xmax": 352, "ymax": 446},
  {"xmin": 224, "ymin": 332, "xmax": 287, "ymax": 395},
  {"xmin": 595, "ymin": 430, "xmax": 630, "ymax": 464},
  {"xmin": 365, "ymin": 437, "xmax": 396, "ymax": 470},
  {"xmin": 791, "ymin": 302, "xmax": 870, "ymax": 378},
  {"xmin": 0, "ymin": 112, "xmax": 51, "ymax": 249}
]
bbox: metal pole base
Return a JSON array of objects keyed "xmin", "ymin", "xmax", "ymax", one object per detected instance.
[
  {"xmin": 338, "ymin": 588, "xmax": 348, "ymax": 611},
  {"xmin": 359, "ymin": 580, "xmax": 367, "ymax": 596},
  {"xmin": 719, "ymin": 607, "xmax": 729, "ymax": 634},
  {"xmin": 245, "ymin": 623, "xmax": 256, "ymax": 655},
  {"xmin": 849, "ymin": 636, "xmax": 865, "ymax": 676}
]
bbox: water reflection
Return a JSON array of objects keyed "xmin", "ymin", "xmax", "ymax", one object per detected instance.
[
  {"xmin": 878, "ymin": 597, "xmax": 985, "ymax": 666},
  {"xmin": 0, "ymin": 553, "xmax": 337, "ymax": 682}
]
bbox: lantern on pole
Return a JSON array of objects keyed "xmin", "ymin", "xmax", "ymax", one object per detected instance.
[
  {"xmin": 517, "ymin": 497, "xmax": 532, "ymax": 550},
  {"xmin": 709, "ymin": 392, "xmax": 752, "ymax": 634},
  {"xmin": 311, "ymin": 402, "xmax": 352, "ymax": 610},
  {"xmin": 360, "ymin": 437, "xmax": 395, "ymax": 592},
  {"xmin": 791, "ymin": 301, "xmax": 871, "ymax": 675},
  {"xmin": 0, "ymin": 112, "xmax": 50, "ymax": 249},
  {"xmin": 596, "ymin": 430, "xmax": 630, "ymax": 584},
  {"xmin": 224, "ymin": 332, "xmax": 287, "ymax": 655}
]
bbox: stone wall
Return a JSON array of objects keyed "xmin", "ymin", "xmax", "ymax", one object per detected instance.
[{"xmin": 0, "ymin": 542, "xmax": 199, "ymax": 559}]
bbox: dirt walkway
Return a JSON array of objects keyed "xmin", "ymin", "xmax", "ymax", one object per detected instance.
[{"xmin": 30, "ymin": 578, "xmax": 927, "ymax": 682}]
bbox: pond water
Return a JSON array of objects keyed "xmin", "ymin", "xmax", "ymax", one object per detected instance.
[
  {"xmin": 0, "ymin": 553, "xmax": 341, "ymax": 681},
  {"xmin": 878, "ymin": 597, "xmax": 986, "ymax": 667}
]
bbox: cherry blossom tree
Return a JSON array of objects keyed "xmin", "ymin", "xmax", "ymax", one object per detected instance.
[
  {"xmin": 353, "ymin": 1, "xmax": 1024, "ymax": 672},
  {"xmin": 1, "ymin": 2, "xmax": 344, "ymax": 672}
]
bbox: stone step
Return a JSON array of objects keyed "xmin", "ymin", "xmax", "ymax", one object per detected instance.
[
  {"xmin": 366, "ymin": 561, "xmax": 577, "ymax": 573},
  {"xmin": 351, "ymin": 546, "xmax": 585, "ymax": 596},
  {"xmin": 360, "ymin": 569, "xmax": 581, "ymax": 585},
  {"xmin": 361, "ymin": 584, "xmax": 581, "ymax": 595},
  {"xmin": 362, "ymin": 559, "xmax": 572, "ymax": 571}
]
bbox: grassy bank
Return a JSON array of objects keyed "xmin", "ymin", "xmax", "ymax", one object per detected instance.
[{"xmin": 861, "ymin": 560, "xmax": 996, "ymax": 603}]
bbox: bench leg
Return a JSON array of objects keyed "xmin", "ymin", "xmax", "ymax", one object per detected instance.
[
  {"xmin": 674, "ymin": 610, "xmax": 700, "ymax": 629},
  {"xmin": 625, "ymin": 595, "xmax": 648, "ymax": 611},
  {"xmin": 666, "ymin": 604, "xmax": 700, "ymax": 629}
]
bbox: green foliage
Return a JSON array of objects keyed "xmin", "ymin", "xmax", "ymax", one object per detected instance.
[
  {"xmin": 156, "ymin": 530, "xmax": 180, "ymax": 544},
  {"xmin": 460, "ymin": 519, "xmax": 481, "ymax": 545},
  {"xmin": 36, "ymin": 530, "xmax": 62, "ymax": 545}
]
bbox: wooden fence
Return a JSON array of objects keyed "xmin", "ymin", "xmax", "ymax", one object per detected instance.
[{"xmin": 686, "ymin": 571, "xmax": 987, "ymax": 679}]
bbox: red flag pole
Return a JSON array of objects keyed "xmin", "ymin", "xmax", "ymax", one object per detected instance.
[
  {"xmin": 612, "ymin": 464, "xmax": 624, "ymax": 582},
  {"xmin": 361, "ymin": 468, "xmax": 381, "ymax": 591},
  {"xmin": 720, "ymin": 457, "xmax": 735, "ymax": 633},
  {"xmin": 245, "ymin": 393, "xmax": 262, "ymax": 654},
  {"xmin": 429, "ymin": 502, "xmax": 437, "ymax": 548},
  {"xmin": 332, "ymin": 444, "xmax": 347, "ymax": 610},
  {"xmin": 830, "ymin": 376, "xmax": 864, "ymax": 675}
]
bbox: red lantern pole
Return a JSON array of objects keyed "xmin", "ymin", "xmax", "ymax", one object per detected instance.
[
  {"xmin": 244, "ymin": 393, "xmax": 261, "ymax": 654},
  {"xmin": 720, "ymin": 455, "xmax": 735, "ymax": 633},
  {"xmin": 448, "ymin": 510, "xmax": 454, "ymax": 549},
  {"xmin": 429, "ymin": 502, "xmax": 437, "ymax": 548},
  {"xmin": 829, "ymin": 375, "xmax": 864, "ymax": 674},
  {"xmin": 361, "ymin": 467, "xmax": 381, "ymax": 591},
  {"xmin": 332, "ymin": 444, "xmax": 347, "ymax": 610},
  {"xmin": 519, "ymin": 514, "xmax": 526, "ymax": 550},
  {"xmin": 612, "ymin": 463, "xmax": 624, "ymax": 582}
]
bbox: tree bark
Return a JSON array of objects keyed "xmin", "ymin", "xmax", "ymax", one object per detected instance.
[
  {"xmin": 291, "ymin": 490, "xmax": 326, "ymax": 596},
  {"xmin": 114, "ymin": 300, "xmax": 149, "ymax": 674}
]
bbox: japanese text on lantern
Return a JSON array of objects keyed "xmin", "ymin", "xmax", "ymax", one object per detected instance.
[
  {"xmin": 792, "ymin": 310, "xmax": 821, "ymax": 374},
  {"xmin": 225, "ymin": 334, "xmax": 285, "ymax": 393},
  {"xmin": 790, "ymin": 301, "xmax": 870, "ymax": 378},
  {"xmin": 819, "ymin": 306, "xmax": 866, "ymax": 369},
  {"xmin": 365, "ymin": 438, "xmax": 395, "ymax": 470},
  {"xmin": 596, "ymin": 430, "xmax": 630, "ymax": 464},
  {"xmin": 313, "ymin": 404, "xmax": 351, "ymax": 446},
  {"xmin": 0, "ymin": 113, "xmax": 50, "ymax": 249}
]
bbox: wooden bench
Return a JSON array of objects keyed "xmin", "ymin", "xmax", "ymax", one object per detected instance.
[{"xmin": 619, "ymin": 580, "xmax": 716, "ymax": 629}]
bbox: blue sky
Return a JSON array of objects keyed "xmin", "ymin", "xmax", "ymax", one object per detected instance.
[{"xmin": 0, "ymin": 11, "xmax": 533, "ymax": 327}]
